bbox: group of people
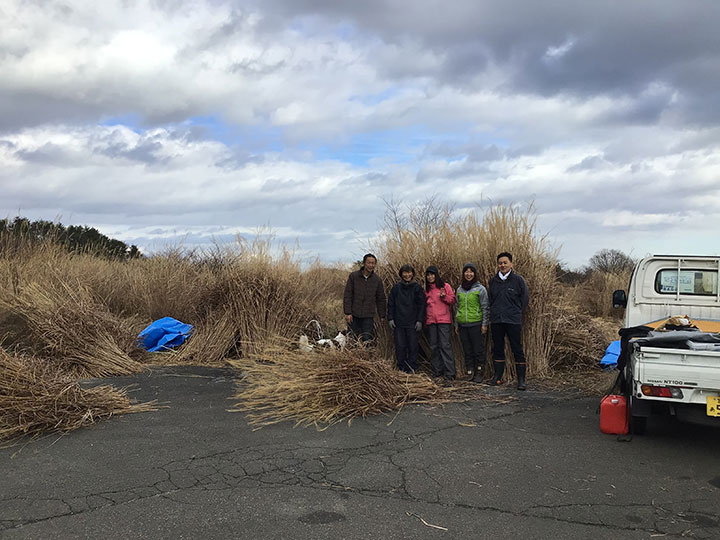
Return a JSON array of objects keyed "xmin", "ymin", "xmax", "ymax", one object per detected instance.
[{"xmin": 342, "ymin": 252, "xmax": 530, "ymax": 390}]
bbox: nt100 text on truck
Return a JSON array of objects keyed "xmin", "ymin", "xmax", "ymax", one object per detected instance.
[{"xmin": 612, "ymin": 255, "xmax": 720, "ymax": 434}]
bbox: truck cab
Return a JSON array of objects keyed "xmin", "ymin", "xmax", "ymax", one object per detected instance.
[{"xmin": 613, "ymin": 255, "xmax": 720, "ymax": 431}]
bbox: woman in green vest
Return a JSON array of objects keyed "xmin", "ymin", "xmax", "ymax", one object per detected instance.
[{"xmin": 455, "ymin": 263, "xmax": 489, "ymax": 383}]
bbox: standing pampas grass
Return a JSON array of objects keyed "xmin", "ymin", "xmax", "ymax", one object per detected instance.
[
  {"xmin": 574, "ymin": 270, "xmax": 631, "ymax": 319},
  {"xmin": 0, "ymin": 348, "xmax": 155, "ymax": 442},
  {"xmin": 377, "ymin": 201, "xmax": 559, "ymax": 379},
  {"xmin": 153, "ymin": 239, "xmax": 346, "ymax": 364},
  {"xmin": 195, "ymin": 238, "xmax": 331, "ymax": 357}
]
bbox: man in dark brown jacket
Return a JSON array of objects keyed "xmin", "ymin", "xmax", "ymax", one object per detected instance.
[{"xmin": 343, "ymin": 253, "xmax": 387, "ymax": 343}]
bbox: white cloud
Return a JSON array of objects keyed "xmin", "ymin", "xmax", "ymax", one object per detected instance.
[{"xmin": 1, "ymin": 1, "xmax": 720, "ymax": 267}]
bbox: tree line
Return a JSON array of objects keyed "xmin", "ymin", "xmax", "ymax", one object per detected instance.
[
  {"xmin": 0, "ymin": 217, "xmax": 141, "ymax": 259},
  {"xmin": 556, "ymin": 248, "xmax": 635, "ymax": 284}
]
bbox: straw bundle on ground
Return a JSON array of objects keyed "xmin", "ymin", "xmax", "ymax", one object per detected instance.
[
  {"xmin": 0, "ymin": 348, "xmax": 155, "ymax": 442},
  {"xmin": 231, "ymin": 344, "xmax": 456, "ymax": 427},
  {"xmin": 0, "ymin": 281, "xmax": 144, "ymax": 377}
]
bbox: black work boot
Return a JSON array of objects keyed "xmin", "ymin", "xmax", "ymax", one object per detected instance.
[
  {"xmin": 472, "ymin": 365, "xmax": 484, "ymax": 383},
  {"xmin": 516, "ymin": 363, "xmax": 527, "ymax": 391},
  {"xmin": 465, "ymin": 364, "xmax": 475, "ymax": 381},
  {"xmin": 488, "ymin": 361, "xmax": 505, "ymax": 386}
]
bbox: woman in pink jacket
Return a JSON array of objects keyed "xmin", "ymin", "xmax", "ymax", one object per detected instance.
[{"xmin": 424, "ymin": 266, "xmax": 456, "ymax": 381}]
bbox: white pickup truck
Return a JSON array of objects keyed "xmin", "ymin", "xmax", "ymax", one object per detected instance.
[{"xmin": 613, "ymin": 255, "xmax": 720, "ymax": 433}]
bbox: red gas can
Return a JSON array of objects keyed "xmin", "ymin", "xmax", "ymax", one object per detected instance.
[{"xmin": 600, "ymin": 394, "xmax": 629, "ymax": 435}]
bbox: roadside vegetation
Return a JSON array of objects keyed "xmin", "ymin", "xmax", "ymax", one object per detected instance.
[{"xmin": 0, "ymin": 206, "xmax": 631, "ymax": 440}]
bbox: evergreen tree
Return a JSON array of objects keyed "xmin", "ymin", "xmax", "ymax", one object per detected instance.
[{"xmin": 0, "ymin": 217, "xmax": 141, "ymax": 260}]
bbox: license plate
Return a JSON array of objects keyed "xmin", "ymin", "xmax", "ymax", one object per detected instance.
[{"xmin": 707, "ymin": 396, "xmax": 720, "ymax": 417}]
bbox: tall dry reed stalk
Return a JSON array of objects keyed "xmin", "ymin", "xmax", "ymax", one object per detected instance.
[
  {"xmin": 574, "ymin": 270, "xmax": 631, "ymax": 319},
  {"xmin": 376, "ymin": 201, "xmax": 559, "ymax": 379}
]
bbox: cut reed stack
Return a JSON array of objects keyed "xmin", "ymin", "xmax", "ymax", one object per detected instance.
[
  {"xmin": 231, "ymin": 344, "xmax": 455, "ymax": 427},
  {"xmin": 0, "ymin": 348, "xmax": 155, "ymax": 442}
]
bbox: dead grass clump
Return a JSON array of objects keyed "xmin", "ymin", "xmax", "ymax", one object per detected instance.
[
  {"xmin": 203, "ymin": 239, "xmax": 331, "ymax": 355},
  {"xmin": 572, "ymin": 270, "xmax": 631, "ymax": 319},
  {"xmin": 547, "ymin": 304, "xmax": 619, "ymax": 371},
  {"xmin": 0, "ymin": 348, "xmax": 155, "ymax": 442},
  {"xmin": 112, "ymin": 249, "xmax": 219, "ymax": 323},
  {"xmin": 231, "ymin": 344, "xmax": 454, "ymax": 427},
  {"xmin": 0, "ymin": 281, "xmax": 144, "ymax": 377},
  {"xmin": 167, "ymin": 308, "xmax": 241, "ymax": 366},
  {"xmin": 144, "ymin": 243, "xmax": 348, "ymax": 365}
]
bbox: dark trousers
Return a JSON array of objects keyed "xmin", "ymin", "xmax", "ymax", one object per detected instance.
[
  {"xmin": 491, "ymin": 323, "xmax": 525, "ymax": 364},
  {"xmin": 349, "ymin": 316, "xmax": 375, "ymax": 343},
  {"xmin": 394, "ymin": 326, "xmax": 419, "ymax": 372},
  {"xmin": 427, "ymin": 323, "xmax": 455, "ymax": 379},
  {"xmin": 459, "ymin": 325, "xmax": 486, "ymax": 372}
]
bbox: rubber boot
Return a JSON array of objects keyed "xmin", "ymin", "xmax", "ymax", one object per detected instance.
[
  {"xmin": 465, "ymin": 362, "xmax": 475, "ymax": 381},
  {"xmin": 516, "ymin": 363, "xmax": 527, "ymax": 391},
  {"xmin": 472, "ymin": 363, "xmax": 484, "ymax": 383},
  {"xmin": 488, "ymin": 361, "xmax": 505, "ymax": 386}
]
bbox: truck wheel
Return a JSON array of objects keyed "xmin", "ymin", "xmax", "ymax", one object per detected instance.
[{"xmin": 631, "ymin": 415, "xmax": 647, "ymax": 435}]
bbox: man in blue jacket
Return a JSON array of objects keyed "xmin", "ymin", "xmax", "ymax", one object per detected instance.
[
  {"xmin": 488, "ymin": 252, "xmax": 530, "ymax": 390},
  {"xmin": 387, "ymin": 264, "xmax": 425, "ymax": 372}
]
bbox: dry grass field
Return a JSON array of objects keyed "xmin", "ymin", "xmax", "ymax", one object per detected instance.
[{"xmin": 0, "ymin": 203, "xmax": 627, "ymax": 442}]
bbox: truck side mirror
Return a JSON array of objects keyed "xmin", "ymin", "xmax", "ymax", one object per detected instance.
[{"xmin": 612, "ymin": 289, "xmax": 627, "ymax": 309}]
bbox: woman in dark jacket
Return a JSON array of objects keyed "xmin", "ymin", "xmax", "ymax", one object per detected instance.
[{"xmin": 387, "ymin": 264, "xmax": 426, "ymax": 372}]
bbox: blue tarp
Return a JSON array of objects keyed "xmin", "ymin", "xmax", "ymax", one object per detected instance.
[
  {"xmin": 600, "ymin": 339, "xmax": 621, "ymax": 369},
  {"xmin": 137, "ymin": 317, "xmax": 193, "ymax": 352}
]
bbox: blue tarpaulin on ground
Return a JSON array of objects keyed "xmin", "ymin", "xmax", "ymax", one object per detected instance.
[
  {"xmin": 600, "ymin": 339, "xmax": 621, "ymax": 368},
  {"xmin": 137, "ymin": 317, "xmax": 193, "ymax": 352}
]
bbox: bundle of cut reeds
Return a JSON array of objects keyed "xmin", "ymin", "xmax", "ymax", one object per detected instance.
[
  {"xmin": 0, "ymin": 348, "xmax": 155, "ymax": 442},
  {"xmin": 231, "ymin": 343, "xmax": 455, "ymax": 427}
]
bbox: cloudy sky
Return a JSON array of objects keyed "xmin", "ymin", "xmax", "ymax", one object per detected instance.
[{"xmin": 2, "ymin": 0, "xmax": 719, "ymax": 267}]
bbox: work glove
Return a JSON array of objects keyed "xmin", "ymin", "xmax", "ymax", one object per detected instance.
[
  {"xmin": 415, "ymin": 321, "xmax": 422, "ymax": 332},
  {"xmin": 388, "ymin": 320, "xmax": 396, "ymax": 329}
]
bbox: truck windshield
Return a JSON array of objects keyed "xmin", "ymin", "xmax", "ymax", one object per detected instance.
[{"xmin": 655, "ymin": 269, "xmax": 718, "ymax": 295}]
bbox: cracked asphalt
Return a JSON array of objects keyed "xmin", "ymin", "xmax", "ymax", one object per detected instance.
[{"xmin": 2, "ymin": 365, "xmax": 719, "ymax": 539}]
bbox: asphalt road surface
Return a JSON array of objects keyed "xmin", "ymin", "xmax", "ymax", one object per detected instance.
[{"xmin": 2, "ymin": 366, "xmax": 719, "ymax": 539}]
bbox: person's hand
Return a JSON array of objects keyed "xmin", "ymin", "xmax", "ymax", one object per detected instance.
[
  {"xmin": 389, "ymin": 320, "xmax": 396, "ymax": 329},
  {"xmin": 415, "ymin": 321, "xmax": 422, "ymax": 332},
  {"xmin": 454, "ymin": 325, "xmax": 459, "ymax": 335},
  {"xmin": 482, "ymin": 326, "xmax": 487, "ymax": 334},
  {"xmin": 439, "ymin": 288, "xmax": 446, "ymax": 298},
  {"xmin": 345, "ymin": 314, "xmax": 353, "ymax": 324}
]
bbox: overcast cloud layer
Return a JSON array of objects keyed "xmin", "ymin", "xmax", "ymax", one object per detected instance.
[{"xmin": 2, "ymin": 0, "xmax": 719, "ymax": 266}]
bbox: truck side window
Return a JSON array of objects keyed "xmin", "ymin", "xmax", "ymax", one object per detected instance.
[{"xmin": 655, "ymin": 269, "xmax": 719, "ymax": 295}]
